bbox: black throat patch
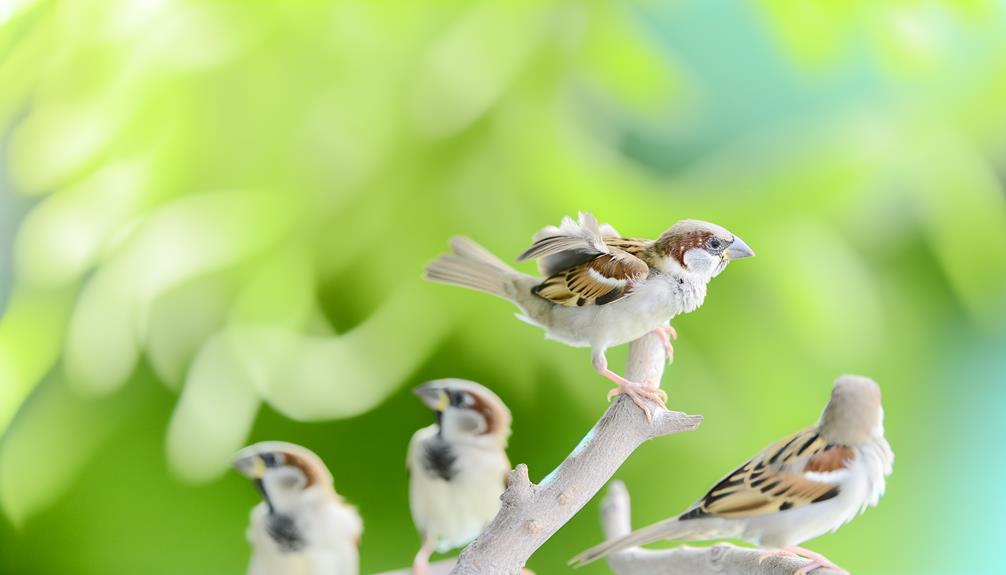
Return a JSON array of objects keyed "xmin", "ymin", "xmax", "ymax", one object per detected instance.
[
  {"xmin": 422, "ymin": 439, "xmax": 458, "ymax": 481},
  {"xmin": 266, "ymin": 513, "xmax": 305, "ymax": 553}
]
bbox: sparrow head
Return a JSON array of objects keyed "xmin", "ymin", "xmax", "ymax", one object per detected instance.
[
  {"xmin": 414, "ymin": 379, "xmax": 512, "ymax": 444},
  {"xmin": 233, "ymin": 441, "xmax": 334, "ymax": 511},
  {"xmin": 817, "ymin": 375, "xmax": 884, "ymax": 447},
  {"xmin": 652, "ymin": 220, "xmax": 754, "ymax": 279}
]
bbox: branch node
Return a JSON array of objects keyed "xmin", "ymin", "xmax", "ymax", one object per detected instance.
[
  {"xmin": 650, "ymin": 411, "xmax": 703, "ymax": 438},
  {"xmin": 525, "ymin": 519, "xmax": 542, "ymax": 535},
  {"xmin": 557, "ymin": 487, "xmax": 576, "ymax": 506},
  {"xmin": 502, "ymin": 464, "xmax": 535, "ymax": 505},
  {"xmin": 711, "ymin": 543, "xmax": 730, "ymax": 561}
]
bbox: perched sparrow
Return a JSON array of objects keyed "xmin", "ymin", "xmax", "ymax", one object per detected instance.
[
  {"xmin": 234, "ymin": 441, "xmax": 363, "ymax": 575},
  {"xmin": 425, "ymin": 212, "xmax": 753, "ymax": 418},
  {"xmin": 571, "ymin": 375, "xmax": 894, "ymax": 575},
  {"xmin": 407, "ymin": 379, "xmax": 512, "ymax": 575}
]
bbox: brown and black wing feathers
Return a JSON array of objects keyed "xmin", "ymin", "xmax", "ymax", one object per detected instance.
[
  {"xmin": 680, "ymin": 427, "xmax": 851, "ymax": 520},
  {"xmin": 532, "ymin": 249, "xmax": 648, "ymax": 306},
  {"xmin": 530, "ymin": 237, "xmax": 651, "ymax": 307}
]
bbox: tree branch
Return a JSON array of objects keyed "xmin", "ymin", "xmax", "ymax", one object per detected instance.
[
  {"xmin": 599, "ymin": 481, "xmax": 842, "ymax": 575},
  {"xmin": 449, "ymin": 332, "xmax": 703, "ymax": 575}
]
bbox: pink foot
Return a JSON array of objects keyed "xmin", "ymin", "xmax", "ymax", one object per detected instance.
[
  {"xmin": 655, "ymin": 323, "xmax": 677, "ymax": 364},
  {"xmin": 412, "ymin": 535, "xmax": 436, "ymax": 575},
  {"xmin": 786, "ymin": 547, "xmax": 848, "ymax": 575},
  {"xmin": 600, "ymin": 369, "xmax": 667, "ymax": 421}
]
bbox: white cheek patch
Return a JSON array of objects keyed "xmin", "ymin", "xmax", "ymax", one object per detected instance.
[
  {"xmin": 444, "ymin": 409, "xmax": 488, "ymax": 436},
  {"xmin": 683, "ymin": 249, "xmax": 719, "ymax": 276},
  {"xmin": 586, "ymin": 267, "xmax": 626, "ymax": 287}
]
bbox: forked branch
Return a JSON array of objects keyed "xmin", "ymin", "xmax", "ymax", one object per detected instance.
[{"xmin": 448, "ymin": 332, "xmax": 702, "ymax": 575}]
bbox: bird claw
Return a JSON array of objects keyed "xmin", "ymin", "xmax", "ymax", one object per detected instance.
[
  {"xmin": 659, "ymin": 322, "xmax": 678, "ymax": 340},
  {"xmin": 781, "ymin": 547, "xmax": 848, "ymax": 575},
  {"xmin": 794, "ymin": 560, "xmax": 849, "ymax": 575},
  {"xmin": 606, "ymin": 380, "xmax": 668, "ymax": 422},
  {"xmin": 655, "ymin": 323, "xmax": 677, "ymax": 364}
]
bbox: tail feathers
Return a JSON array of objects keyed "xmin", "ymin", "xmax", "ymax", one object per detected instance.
[
  {"xmin": 448, "ymin": 236, "xmax": 512, "ymax": 271},
  {"xmin": 569, "ymin": 518, "xmax": 694, "ymax": 567},
  {"xmin": 425, "ymin": 237, "xmax": 518, "ymax": 300}
]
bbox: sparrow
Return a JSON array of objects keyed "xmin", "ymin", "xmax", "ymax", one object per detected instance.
[
  {"xmin": 425, "ymin": 212, "xmax": 754, "ymax": 418},
  {"xmin": 570, "ymin": 375, "xmax": 894, "ymax": 575},
  {"xmin": 234, "ymin": 441, "xmax": 363, "ymax": 575},
  {"xmin": 407, "ymin": 379, "xmax": 512, "ymax": 575}
]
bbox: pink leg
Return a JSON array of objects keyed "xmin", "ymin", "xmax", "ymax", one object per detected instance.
[
  {"xmin": 412, "ymin": 534, "xmax": 437, "ymax": 575},
  {"xmin": 655, "ymin": 322, "xmax": 676, "ymax": 364},
  {"xmin": 593, "ymin": 350, "xmax": 667, "ymax": 421},
  {"xmin": 786, "ymin": 546, "xmax": 848, "ymax": 575}
]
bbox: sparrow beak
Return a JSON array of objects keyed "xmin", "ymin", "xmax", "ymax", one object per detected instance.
[
  {"xmin": 414, "ymin": 383, "xmax": 450, "ymax": 412},
  {"xmin": 234, "ymin": 454, "xmax": 267, "ymax": 479},
  {"xmin": 234, "ymin": 455, "xmax": 276, "ymax": 512},
  {"xmin": 724, "ymin": 236, "xmax": 755, "ymax": 260}
]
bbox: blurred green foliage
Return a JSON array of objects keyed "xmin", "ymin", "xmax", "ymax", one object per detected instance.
[{"xmin": 1, "ymin": 1, "xmax": 1005, "ymax": 574}]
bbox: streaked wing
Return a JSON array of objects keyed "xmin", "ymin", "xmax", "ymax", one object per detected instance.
[
  {"xmin": 603, "ymin": 236, "xmax": 650, "ymax": 259},
  {"xmin": 518, "ymin": 212, "xmax": 611, "ymax": 271},
  {"xmin": 532, "ymin": 250, "xmax": 648, "ymax": 306},
  {"xmin": 681, "ymin": 427, "xmax": 854, "ymax": 520},
  {"xmin": 519, "ymin": 213, "xmax": 642, "ymax": 276},
  {"xmin": 518, "ymin": 234, "xmax": 605, "ymax": 264}
]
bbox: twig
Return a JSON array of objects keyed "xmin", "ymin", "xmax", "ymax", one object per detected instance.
[
  {"xmin": 449, "ymin": 332, "xmax": 703, "ymax": 575},
  {"xmin": 600, "ymin": 481, "xmax": 842, "ymax": 575}
]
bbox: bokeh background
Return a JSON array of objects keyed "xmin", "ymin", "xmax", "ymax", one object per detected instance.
[{"xmin": 1, "ymin": 1, "xmax": 1005, "ymax": 573}]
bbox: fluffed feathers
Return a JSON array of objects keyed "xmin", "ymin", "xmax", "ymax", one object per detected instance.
[
  {"xmin": 518, "ymin": 213, "xmax": 652, "ymax": 307},
  {"xmin": 519, "ymin": 212, "xmax": 622, "ymax": 276}
]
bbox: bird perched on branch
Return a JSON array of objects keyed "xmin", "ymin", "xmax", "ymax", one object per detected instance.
[
  {"xmin": 234, "ymin": 441, "xmax": 362, "ymax": 575},
  {"xmin": 425, "ymin": 212, "xmax": 754, "ymax": 419},
  {"xmin": 570, "ymin": 375, "xmax": 894, "ymax": 575},
  {"xmin": 408, "ymin": 379, "xmax": 512, "ymax": 575}
]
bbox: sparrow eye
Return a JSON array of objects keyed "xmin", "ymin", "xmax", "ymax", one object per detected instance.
[{"xmin": 707, "ymin": 237, "xmax": 722, "ymax": 250}]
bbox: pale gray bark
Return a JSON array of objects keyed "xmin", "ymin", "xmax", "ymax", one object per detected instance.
[
  {"xmin": 447, "ymin": 332, "xmax": 703, "ymax": 575},
  {"xmin": 375, "ymin": 560, "xmax": 537, "ymax": 575},
  {"xmin": 600, "ymin": 481, "xmax": 842, "ymax": 575}
]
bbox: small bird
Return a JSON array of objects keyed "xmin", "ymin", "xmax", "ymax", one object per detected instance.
[
  {"xmin": 570, "ymin": 375, "xmax": 894, "ymax": 575},
  {"xmin": 407, "ymin": 379, "xmax": 512, "ymax": 575},
  {"xmin": 233, "ymin": 441, "xmax": 363, "ymax": 575},
  {"xmin": 425, "ymin": 212, "xmax": 754, "ymax": 418}
]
